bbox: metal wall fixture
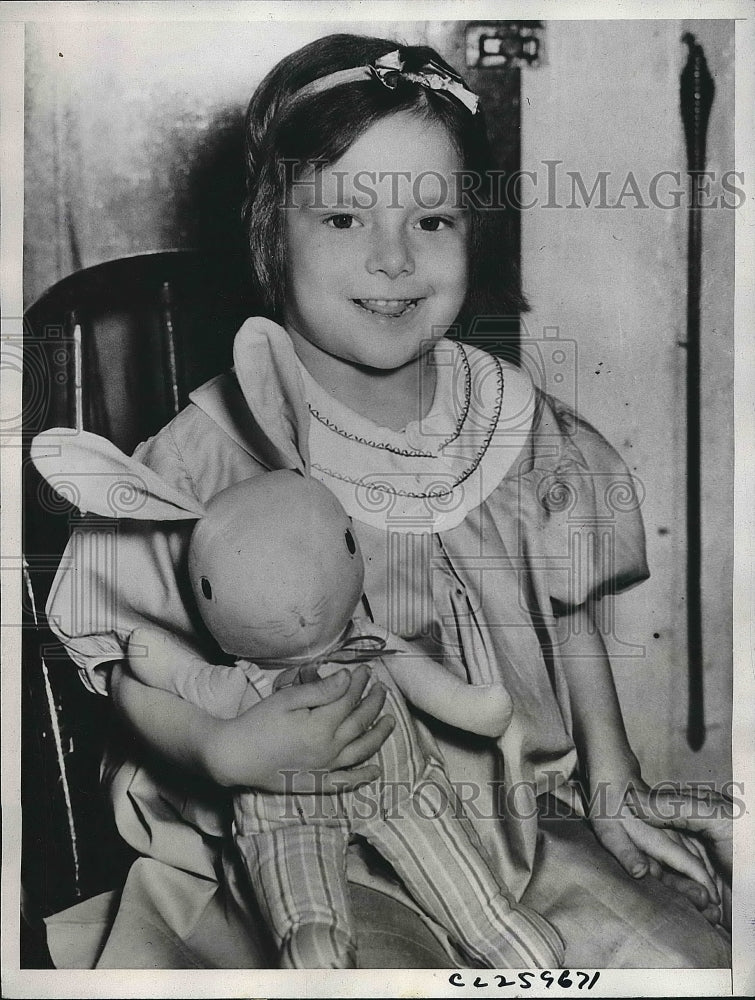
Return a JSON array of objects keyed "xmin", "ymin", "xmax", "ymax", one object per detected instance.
[
  {"xmin": 465, "ymin": 22, "xmax": 544, "ymax": 70},
  {"xmin": 680, "ymin": 32, "xmax": 714, "ymax": 752}
]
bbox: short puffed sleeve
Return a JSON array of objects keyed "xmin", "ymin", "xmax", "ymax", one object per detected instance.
[
  {"xmin": 509, "ymin": 390, "xmax": 649, "ymax": 612},
  {"xmin": 45, "ymin": 402, "xmax": 266, "ymax": 695}
]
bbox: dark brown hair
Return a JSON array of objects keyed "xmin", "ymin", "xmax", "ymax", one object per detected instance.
[{"xmin": 242, "ymin": 34, "xmax": 526, "ymax": 329}]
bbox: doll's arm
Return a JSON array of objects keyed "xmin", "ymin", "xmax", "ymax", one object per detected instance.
[
  {"xmin": 127, "ymin": 625, "xmax": 251, "ymax": 719},
  {"xmin": 374, "ymin": 632, "xmax": 512, "ymax": 738}
]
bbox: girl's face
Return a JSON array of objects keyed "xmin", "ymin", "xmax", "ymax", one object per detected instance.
[{"xmin": 283, "ymin": 112, "xmax": 469, "ymax": 373}]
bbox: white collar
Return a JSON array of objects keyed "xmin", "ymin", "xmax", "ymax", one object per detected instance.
[
  {"xmin": 191, "ymin": 321, "xmax": 536, "ymax": 534},
  {"xmin": 298, "ymin": 338, "xmax": 536, "ymax": 534}
]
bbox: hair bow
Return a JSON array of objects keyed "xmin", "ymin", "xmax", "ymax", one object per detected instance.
[
  {"xmin": 285, "ymin": 49, "xmax": 479, "ymax": 116},
  {"xmin": 371, "ymin": 50, "xmax": 480, "ymax": 115}
]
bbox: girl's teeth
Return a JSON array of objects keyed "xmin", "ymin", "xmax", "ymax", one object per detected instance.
[{"xmin": 356, "ymin": 299, "xmax": 418, "ymax": 316}]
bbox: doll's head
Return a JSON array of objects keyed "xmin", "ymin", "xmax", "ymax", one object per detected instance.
[
  {"xmin": 188, "ymin": 470, "xmax": 364, "ymax": 663},
  {"xmin": 32, "ymin": 436, "xmax": 365, "ymax": 665},
  {"xmin": 242, "ymin": 34, "xmax": 526, "ymax": 331}
]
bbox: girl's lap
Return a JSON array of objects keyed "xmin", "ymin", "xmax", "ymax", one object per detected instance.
[
  {"xmin": 47, "ymin": 855, "xmax": 451, "ymax": 969},
  {"xmin": 522, "ymin": 812, "xmax": 731, "ymax": 969},
  {"xmin": 353, "ymin": 813, "xmax": 731, "ymax": 970},
  {"xmin": 353, "ymin": 813, "xmax": 731, "ymax": 971},
  {"xmin": 72, "ymin": 810, "xmax": 728, "ymax": 969},
  {"xmin": 351, "ymin": 885, "xmax": 453, "ymax": 968}
]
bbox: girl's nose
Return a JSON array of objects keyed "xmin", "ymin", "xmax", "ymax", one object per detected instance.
[{"xmin": 365, "ymin": 226, "xmax": 415, "ymax": 279}]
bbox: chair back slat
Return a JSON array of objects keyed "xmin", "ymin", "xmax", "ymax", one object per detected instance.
[
  {"xmin": 66, "ymin": 311, "xmax": 85, "ymax": 432},
  {"xmin": 22, "ymin": 560, "xmax": 84, "ymax": 902},
  {"xmin": 160, "ymin": 279, "xmax": 185, "ymax": 417}
]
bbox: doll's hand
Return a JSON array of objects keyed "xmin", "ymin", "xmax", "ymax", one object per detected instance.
[
  {"xmin": 128, "ymin": 626, "xmax": 249, "ymax": 718},
  {"xmin": 588, "ymin": 778, "xmax": 723, "ymax": 922},
  {"xmin": 205, "ymin": 663, "xmax": 395, "ymax": 793}
]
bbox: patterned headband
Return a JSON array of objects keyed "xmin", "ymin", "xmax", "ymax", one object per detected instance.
[{"xmin": 288, "ymin": 49, "xmax": 480, "ymax": 115}]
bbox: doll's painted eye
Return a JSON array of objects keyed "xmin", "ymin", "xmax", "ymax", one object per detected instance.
[
  {"xmin": 344, "ymin": 529, "xmax": 356, "ymax": 555},
  {"xmin": 200, "ymin": 577, "xmax": 213, "ymax": 599}
]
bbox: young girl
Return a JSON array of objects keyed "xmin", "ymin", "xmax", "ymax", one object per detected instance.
[{"xmin": 43, "ymin": 34, "xmax": 731, "ymax": 969}]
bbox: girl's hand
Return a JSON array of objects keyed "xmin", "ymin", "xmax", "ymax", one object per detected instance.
[
  {"xmin": 204, "ymin": 663, "xmax": 395, "ymax": 793},
  {"xmin": 587, "ymin": 777, "xmax": 723, "ymax": 923},
  {"xmin": 628, "ymin": 786, "xmax": 733, "ymax": 930},
  {"xmin": 628, "ymin": 786, "xmax": 733, "ymax": 882},
  {"xmin": 553, "ymin": 608, "xmax": 725, "ymax": 926}
]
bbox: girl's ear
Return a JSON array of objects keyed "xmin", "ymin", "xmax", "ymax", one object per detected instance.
[
  {"xmin": 30, "ymin": 429, "xmax": 207, "ymax": 520},
  {"xmin": 232, "ymin": 318, "xmax": 311, "ymax": 475}
]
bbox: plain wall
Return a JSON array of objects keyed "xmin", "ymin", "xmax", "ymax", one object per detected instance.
[{"xmin": 520, "ymin": 19, "xmax": 734, "ymax": 784}]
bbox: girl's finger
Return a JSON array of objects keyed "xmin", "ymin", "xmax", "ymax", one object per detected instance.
[
  {"xmin": 657, "ymin": 869, "xmax": 712, "ymax": 913},
  {"xmin": 677, "ymin": 830, "xmax": 717, "ymax": 882},
  {"xmin": 632, "ymin": 790, "xmax": 728, "ymax": 832},
  {"xmin": 701, "ymin": 903, "xmax": 724, "ymax": 926},
  {"xmin": 593, "ymin": 820, "xmax": 649, "ymax": 879},
  {"xmin": 334, "ymin": 681, "xmax": 387, "ymax": 748},
  {"xmin": 646, "ymin": 858, "xmax": 663, "ymax": 880},
  {"xmin": 333, "ymin": 714, "xmax": 395, "ymax": 769},
  {"xmin": 661, "ymin": 827, "xmax": 711, "ymax": 869},
  {"xmin": 630, "ymin": 794, "xmax": 733, "ymax": 883},
  {"xmin": 280, "ymin": 668, "xmax": 351, "ymax": 710},
  {"xmin": 317, "ymin": 664, "xmax": 372, "ymax": 724},
  {"xmin": 625, "ymin": 818, "xmax": 719, "ymax": 904}
]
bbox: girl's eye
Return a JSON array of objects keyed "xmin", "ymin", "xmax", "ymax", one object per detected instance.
[
  {"xmin": 416, "ymin": 216, "xmax": 453, "ymax": 232},
  {"xmin": 344, "ymin": 529, "xmax": 356, "ymax": 555},
  {"xmin": 325, "ymin": 214, "xmax": 359, "ymax": 230}
]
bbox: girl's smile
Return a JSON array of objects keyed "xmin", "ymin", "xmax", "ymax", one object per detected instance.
[
  {"xmin": 283, "ymin": 112, "xmax": 468, "ymax": 410},
  {"xmin": 352, "ymin": 297, "xmax": 422, "ymax": 318}
]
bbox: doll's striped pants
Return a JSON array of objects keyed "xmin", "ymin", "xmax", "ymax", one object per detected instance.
[{"xmin": 233, "ymin": 667, "xmax": 565, "ymax": 970}]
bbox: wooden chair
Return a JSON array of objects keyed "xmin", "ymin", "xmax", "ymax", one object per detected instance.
[{"xmin": 21, "ymin": 250, "xmax": 257, "ymax": 965}]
